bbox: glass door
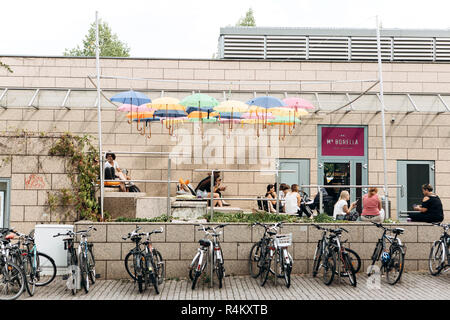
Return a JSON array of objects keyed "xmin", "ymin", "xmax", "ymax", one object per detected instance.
[{"xmin": 397, "ymin": 160, "xmax": 435, "ymax": 220}]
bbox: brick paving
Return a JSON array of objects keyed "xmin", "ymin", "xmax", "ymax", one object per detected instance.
[{"xmin": 20, "ymin": 272, "xmax": 449, "ymax": 300}]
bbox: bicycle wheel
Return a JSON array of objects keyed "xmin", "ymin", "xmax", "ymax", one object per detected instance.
[
  {"xmin": 368, "ymin": 242, "xmax": 383, "ymax": 276},
  {"xmin": 148, "ymin": 257, "xmax": 159, "ymax": 295},
  {"xmin": 79, "ymin": 252, "xmax": 89, "ymax": 293},
  {"xmin": 429, "ymin": 240, "xmax": 445, "ymax": 276},
  {"xmin": 35, "ymin": 252, "xmax": 56, "ymax": 286},
  {"xmin": 312, "ymin": 240, "xmax": 323, "ymax": 277},
  {"xmin": 386, "ymin": 246, "xmax": 404, "ymax": 285},
  {"xmin": 87, "ymin": 247, "xmax": 96, "ymax": 285},
  {"xmin": 259, "ymin": 251, "xmax": 272, "ymax": 287},
  {"xmin": 153, "ymin": 249, "xmax": 165, "ymax": 286},
  {"xmin": 191, "ymin": 271, "xmax": 201, "ymax": 290},
  {"xmin": 322, "ymin": 249, "xmax": 336, "ymax": 286},
  {"xmin": 125, "ymin": 251, "xmax": 137, "ymax": 281},
  {"xmin": 0, "ymin": 261, "xmax": 25, "ymax": 300},
  {"xmin": 70, "ymin": 252, "xmax": 78, "ymax": 295},
  {"xmin": 345, "ymin": 248, "xmax": 361, "ymax": 274},
  {"xmin": 343, "ymin": 252, "xmax": 357, "ymax": 287},
  {"xmin": 23, "ymin": 256, "xmax": 36, "ymax": 296},
  {"xmin": 282, "ymin": 249, "xmax": 292, "ymax": 288},
  {"xmin": 215, "ymin": 249, "xmax": 225, "ymax": 289},
  {"xmin": 190, "ymin": 254, "xmax": 207, "ymax": 290},
  {"xmin": 249, "ymin": 242, "xmax": 262, "ymax": 278},
  {"xmin": 134, "ymin": 253, "xmax": 146, "ymax": 293}
]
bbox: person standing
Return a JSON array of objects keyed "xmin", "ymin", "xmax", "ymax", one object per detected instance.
[
  {"xmin": 409, "ymin": 184, "xmax": 444, "ymax": 223},
  {"xmin": 360, "ymin": 187, "xmax": 383, "ymax": 223}
]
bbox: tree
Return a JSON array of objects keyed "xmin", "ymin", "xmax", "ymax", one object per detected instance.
[
  {"xmin": 64, "ymin": 20, "xmax": 130, "ymax": 57},
  {"xmin": 236, "ymin": 8, "xmax": 256, "ymax": 27}
]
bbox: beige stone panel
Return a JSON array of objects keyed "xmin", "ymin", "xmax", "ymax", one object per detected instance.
[
  {"xmin": 300, "ymin": 82, "xmax": 331, "ymax": 91},
  {"xmin": 164, "ymin": 260, "xmax": 192, "ymax": 278},
  {"xmin": 348, "ymin": 242, "xmax": 376, "ymax": 260},
  {"xmin": 316, "ymin": 70, "xmax": 346, "ymax": 81},
  {"xmin": 117, "ymin": 59, "xmax": 148, "ymax": 68},
  {"xmin": 132, "ymin": 68, "xmax": 163, "ymax": 79},
  {"xmin": 148, "ymin": 60, "xmax": 179, "ymax": 69},
  {"xmin": 404, "ymin": 243, "xmax": 431, "ymax": 259},
  {"xmin": 438, "ymin": 126, "xmax": 450, "ymax": 138},
  {"xmin": 255, "ymin": 70, "xmax": 285, "ymax": 81},
  {"xmin": 10, "ymin": 222, "xmax": 36, "ymax": 235},
  {"xmin": 292, "ymin": 242, "xmax": 308, "ymax": 260},
  {"xmin": 209, "ymin": 61, "xmax": 240, "ymax": 70},
  {"xmin": 24, "ymin": 206, "xmax": 50, "ymax": 223},
  {"xmin": 178, "ymin": 82, "xmax": 209, "ymax": 91},
  {"xmin": 422, "ymin": 114, "xmax": 450, "ymax": 126},
  {"xmin": 38, "ymin": 121, "xmax": 69, "ymax": 133},
  {"xmin": 437, "ymin": 72, "xmax": 450, "ymax": 82},
  {"xmin": 239, "ymin": 61, "xmax": 271, "ymax": 70},
  {"xmin": 284, "ymin": 147, "xmax": 316, "ymax": 158},
  {"xmin": 269, "ymin": 83, "xmax": 300, "ymax": 91},
  {"xmin": 407, "ymin": 148, "xmax": 437, "ymax": 160},
  {"xmin": 105, "ymin": 260, "xmax": 127, "ymax": 279},
  {"xmin": 301, "ymin": 62, "xmax": 331, "ymax": 71},
  {"xmin": 392, "ymin": 63, "xmax": 422, "ymax": 72},
  {"xmin": 237, "ymin": 242, "xmax": 254, "ymax": 260},
  {"xmin": 382, "ymin": 71, "xmax": 408, "ymax": 82},
  {"xmin": 157, "ymin": 243, "xmax": 180, "ymax": 260},
  {"xmin": 86, "ymin": 78, "xmax": 117, "ymax": 89},
  {"xmin": 7, "ymin": 121, "xmax": 38, "ymax": 133},
  {"xmin": 93, "ymin": 242, "xmax": 122, "ymax": 261},
  {"xmin": 269, "ymin": 61, "xmax": 301, "ymax": 70},
  {"xmin": 11, "ymin": 190, "xmax": 37, "ymax": 206},
  {"xmin": 219, "ymin": 242, "xmax": 238, "ymax": 260},
  {"xmin": 102, "ymin": 67, "xmax": 133, "ymax": 78},
  {"xmin": 166, "ymin": 224, "xmax": 195, "ymax": 242},
  {"xmin": 8, "ymin": 66, "xmax": 40, "ymax": 77},
  {"xmin": 10, "ymin": 206, "xmax": 24, "ymax": 222},
  {"xmin": 0, "ymin": 77, "xmax": 24, "ymax": 87},
  {"xmin": 436, "ymin": 160, "xmax": 450, "ymax": 173},
  {"xmin": 346, "ymin": 71, "xmax": 378, "ymax": 81},
  {"xmin": 11, "ymin": 174, "xmax": 24, "ymax": 189},
  {"xmin": 179, "ymin": 60, "xmax": 210, "ymax": 69},
  {"xmin": 0, "ymin": 57, "xmax": 24, "ymax": 66},
  {"xmin": 382, "ymin": 125, "xmax": 407, "ymax": 137},
  {"xmin": 407, "ymin": 72, "xmax": 437, "ymax": 82},
  {"xmin": 417, "ymin": 225, "xmax": 442, "ymax": 242},
  {"xmin": 0, "ymin": 137, "xmax": 26, "ymax": 154},
  {"xmin": 115, "ymin": 78, "xmax": 147, "ymax": 90},
  {"xmin": 163, "ymin": 68, "xmax": 194, "ymax": 80},
  {"xmin": 12, "ymin": 155, "xmax": 38, "ymax": 173},
  {"xmin": 407, "ymin": 125, "xmax": 437, "ymax": 138},
  {"xmin": 392, "ymin": 82, "xmax": 422, "ymax": 92},
  {"xmin": 438, "ymin": 149, "xmax": 450, "ymax": 160},
  {"xmin": 225, "ymin": 260, "xmax": 248, "ymax": 276},
  {"xmin": 208, "ymin": 83, "xmax": 240, "ymax": 91},
  {"xmin": 54, "ymin": 58, "xmax": 87, "ymax": 67},
  {"xmin": 331, "ymin": 63, "xmax": 362, "ymax": 71},
  {"xmin": 285, "ymin": 70, "xmax": 316, "ymax": 81},
  {"xmin": 0, "ymin": 160, "xmax": 11, "ymax": 177},
  {"xmin": 385, "ymin": 148, "xmax": 407, "ymax": 160},
  {"xmin": 179, "ymin": 243, "xmax": 198, "ymax": 260},
  {"xmin": 55, "ymin": 77, "xmax": 85, "ymax": 88},
  {"xmin": 239, "ymin": 81, "xmax": 269, "ymax": 91},
  {"xmin": 435, "ymin": 173, "xmax": 450, "ymax": 186},
  {"xmin": 69, "ymin": 67, "xmax": 96, "ymax": 78},
  {"xmin": 69, "ymin": 121, "xmax": 99, "ymax": 133},
  {"xmin": 51, "ymin": 173, "xmax": 71, "ymax": 189},
  {"xmin": 223, "ymin": 224, "xmax": 252, "ymax": 243},
  {"xmin": 24, "ymin": 173, "xmax": 51, "ymax": 190},
  {"xmin": 194, "ymin": 69, "xmax": 224, "ymax": 80},
  {"xmin": 85, "ymin": 58, "xmax": 116, "ymax": 68},
  {"xmin": 54, "ymin": 109, "xmax": 85, "ymax": 122},
  {"xmin": 85, "ymin": 110, "xmax": 115, "ymax": 122}
]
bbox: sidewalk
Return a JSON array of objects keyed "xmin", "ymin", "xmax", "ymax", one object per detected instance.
[{"xmin": 21, "ymin": 272, "xmax": 449, "ymax": 300}]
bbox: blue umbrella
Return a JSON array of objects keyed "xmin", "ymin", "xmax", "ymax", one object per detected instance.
[
  {"xmin": 246, "ymin": 96, "xmax": 286, "ymax": 109},
  {"xmin": 153, "ymin": 109, "xmax": 187, "ymax": 118},
  {"xmin": 185, "ymin": 106, "xmax": 215, "ymax": 114},
  {"xmin": 111, "ymin": 90, "xmax": 151, "ymax": 130},
  {"xmin": 110, "ymin": 90, "xmax": 151, "ymax": 106}
]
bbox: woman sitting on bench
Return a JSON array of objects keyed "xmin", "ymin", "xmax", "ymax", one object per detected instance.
[{"xmin": 105, "ymin": 152, "xmax": 131, "ymax": 192}]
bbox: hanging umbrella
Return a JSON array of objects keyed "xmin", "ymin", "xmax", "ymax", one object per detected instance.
[
  {"xmin": 246, "ymin": 96, "xmax": 286, "ymax": 132},
  {"xmin": 147, "ymin": 97, "xmax": 187, "ymax": 135},
  {"xmin": 214, "ymin": 100, "xmax": 249, "ymax": 130},
  {"xmin": 111, "ymin": 90, "xmax": 152, "ymax": 131},
  {"xmin": 282, "ymin": 97, "xmax": 314, "ymax": 110},
  {"xmin": 180, "ymin": 93, "xmax": 219, "ymax": 114},
  {"xmin": 188, "ymin": 111, "xmax": 219, "ymax": 122}
]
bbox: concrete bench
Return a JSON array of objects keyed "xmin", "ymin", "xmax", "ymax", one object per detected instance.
[
  {"xmin": 172, "ymin": 200, "xmax": 207, "ymax": 220},
  {"xmin": 136, "ymin": 197, "xmax": 173, "ymax": 219},
  {"xmin": 208, "ymin": 207, "xmax": 244, "ymax": 214},
  {"xmin": 99, "ymin": 192, "xmax": 146, "ymax": 220}
]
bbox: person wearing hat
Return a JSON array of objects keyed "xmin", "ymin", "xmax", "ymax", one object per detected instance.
[{"xmin": 105, "ymin": 152, "xmax": 131, "ymax": 192}]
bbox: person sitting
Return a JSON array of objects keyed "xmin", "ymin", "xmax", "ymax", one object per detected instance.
[
  {"xmin": 360, "ymin": 187, "xmax": 383, "ymax": 223},
  {"xmin": 265, "ymin": 184, "xmax": 277, "ymax": 213},
  {"xmin": 409, "ymin": 184, "xmax": 444, "ymax": 223},
  {"xmin": 195, "ymin": 171, "xmax": 223, "ymax": 207},
  {"xmin": 104, "ymin": 152, "xmax": 131, "ymax": 192},
  {"xmin": 214, "ymin": 177, "xmax": 230, "ymax": 206},
  {"xmin": 285, "ymin": 184, "xmax": 312, "ymax": 217},
  {"xmin": 177, "ymin": 178, "xmax": 196, "ymax": 196},
  {"xmin": 333, "ymin": 190, "xmax": 357, "ymax": 220}
]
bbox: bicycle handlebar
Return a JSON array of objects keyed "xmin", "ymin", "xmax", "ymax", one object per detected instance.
[{"xmin": 122, "ymin": 227, "xmax": 164, "ymax": 241}]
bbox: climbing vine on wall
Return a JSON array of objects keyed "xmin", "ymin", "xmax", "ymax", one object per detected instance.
[{"xmin": 49, "ymin": 133, "xmax": 104, "ymax": 221}]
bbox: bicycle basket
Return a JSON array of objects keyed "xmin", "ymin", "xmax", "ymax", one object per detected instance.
[{"xmin": 274, "ymin": 233, "xmax": 292, "ymax": 248}]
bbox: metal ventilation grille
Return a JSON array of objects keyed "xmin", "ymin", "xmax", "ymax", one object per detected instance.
[
  {"xmin": 435, "ymin": 38, "xmax": 450, "ymax": 61},
  {"xmin": 351, "ymin": 37, "xmax": 392, "ymax": 60},
  {"xmin": 222, "ymin": 35, "xmax": 265, "ymax": 59},
  {"xmin": 265, "ymin": 36, "xmax": 307, "ymax": 59},
  {"xmin": 308, "ymin": 37, "xmax": 349, "ymax": 60},
  {"xmin": 393, "ymin": 37, "xmax": 434, "ymax": 60}
]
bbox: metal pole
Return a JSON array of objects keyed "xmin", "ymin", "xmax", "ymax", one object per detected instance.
[
  {"xmin": 276, "ymin": 160, "xmax": 280, "ymax": 214},
  {"xmin": 376, "ymin": 15, "xmax": 390, "ymax": 219},
  {"xmin": 210, "ymin": 170, "xmax": 215, "ymax": 219},
  {"xmin": 319, "ymin": 186, "xmax": 323, "ymax": 214},
  {"xmin": 95, "ymin": 11, "xmax": 104, "ymax": 220},
  {"xmin": 167, "ymin": 158, "xmax": 171, "ymax": 216}
]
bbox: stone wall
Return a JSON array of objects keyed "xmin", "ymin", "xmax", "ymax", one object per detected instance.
[{"xmin": 75, "ymin": 221, "xmax": 442, "ymax": 280}]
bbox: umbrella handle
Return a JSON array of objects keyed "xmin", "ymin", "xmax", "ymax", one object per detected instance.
[
  {"xmin": 146, "ymin": 121, "xmax": 152, "ymax": 139},
  {"xmin": 140, "ymin": 123, "xmax": 146, "ymax": 136}
]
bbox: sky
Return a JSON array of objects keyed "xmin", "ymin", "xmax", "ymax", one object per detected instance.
[{"xmin": 2, "ymin": 0, "xmax": 450, "ymax": 59}]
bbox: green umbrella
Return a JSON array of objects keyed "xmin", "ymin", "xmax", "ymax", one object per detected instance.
[{"xmin": 180, "ymin": 93, "xmax": 219, "ymax": 114}]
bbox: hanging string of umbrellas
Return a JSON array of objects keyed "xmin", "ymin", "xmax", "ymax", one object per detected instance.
[{"xmin": 111, "ymin": 90, "xmax": 313, "ymax": 139}]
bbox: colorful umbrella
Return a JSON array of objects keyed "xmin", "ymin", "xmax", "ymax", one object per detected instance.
[
  {"xmin": 214, "ymin": 100, "xmax": 249, "ymax": 130},
  {"xmin": 180, "ymin": 93, "xmax": 219, "ymax": 114},
  {"xmin": 147, "ymin": 97, "xmax": 187, "ymax": 135},
  {"xmin": 111, "ymin": 90, "xmax": 152, "ymax": 132},
  {"xmin": 282, "ymin": 97, "xmax": 314, "ymax": 110}
]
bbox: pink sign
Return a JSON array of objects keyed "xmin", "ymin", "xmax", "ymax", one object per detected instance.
[{"xmin": 321, "ymin": 127, "xmax": 365, "ymax": 156}]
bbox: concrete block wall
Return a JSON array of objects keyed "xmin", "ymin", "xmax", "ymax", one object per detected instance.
[{"xmin": 75, "ymin": 221, "xmax": 443, "ymax": 280}]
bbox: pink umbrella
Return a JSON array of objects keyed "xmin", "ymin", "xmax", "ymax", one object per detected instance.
[
  {"xmin": 117, "ymin": 104, "xmax": 153, "ymax": 112},
  {"xmin": 241, "ymin": 111, "xmax": 275, "ymax": 119},
  {"xmin": 282, "ymin": 97, "xmax": 314, "ymax": 110}
]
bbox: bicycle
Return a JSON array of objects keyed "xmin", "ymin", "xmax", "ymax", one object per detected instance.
[
  {"xmin": 367, "ymin": 222, "xmax": 406, "ymax": 285},
  {"xmin": 428, "ymin": 222, "xmax": 449, "ymax": 276},
  {"xmin": 54, "ymin": 226, "xmax": 97, "ymax": 294},
  {"xmin": 0, "ymin": 228, "xmax": 25, "ymax": 300},
  {"xmin": 323, "ymin": 227, "xmax": 357, "ymax": 287},
  {"xmin": 7, "ymin": 230, "xmax": 57, "ymax": 296},
  {"xmin": 189, "ymin": 224, "xmax": 227, "ymax": 290},
  {"xmin": 123, "ymin": 226, "xmax": 165, "ymax": 294},
  {"xmin": 311, "ymin": 224, "xmax": 361, "ymax": 278}
]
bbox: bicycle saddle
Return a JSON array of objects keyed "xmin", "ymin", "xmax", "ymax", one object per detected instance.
[
  {"xmin": 199, "ymin": 239, "xmax": 210, "ymax": 247},
  {"xmin": 392, "ymin": 228, "xmax": 404, "ymax": 235}
]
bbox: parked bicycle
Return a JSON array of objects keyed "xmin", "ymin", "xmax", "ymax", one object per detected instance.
[
  {"xmin": 189, "ymin": 224, "xmax": 227, "ymax": 290},
  {"xmin": 322, "ymin": 227, "xmax": 358, "ymax": 286},
  {"xmin": 7, "ymin": 229, "xmax": 56, "ymax": 296},
  {"xmin": 311, "ymin": 224, "xmax": 361, "ymax": 279},
  {"xmin": 249, "ymin": 222, "xmax": 293, "ymax": 288},
  {"xmin": 53, "ymin": 226, "xmax": 97, "ymax": 294},
  {"xmin": 123, "ymin": 226, "xmax": 165, "ymax": 294},
  {"xmin": 428, "ymin": 222, "xmax": 449, "ymax": 276},
  {"xmin": 0, "ymin": 228, "xmax": 25, "ymax": 300},
  {"xmin": 367, "ymin": 222, "xmax": 405, "ymax": 285}
]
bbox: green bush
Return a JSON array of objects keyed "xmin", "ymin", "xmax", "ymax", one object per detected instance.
[{"xmin": 115, "ymin": 215, "xmax": 171, "ymax": 223}]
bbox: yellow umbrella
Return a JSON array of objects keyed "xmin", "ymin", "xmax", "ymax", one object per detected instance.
[
  {"xmin": 147, "ymin": 97, "xmax": 185, "ymax": 110},
  {"xmin": 214, "ymin": 100, "xmax": 249, "ymax": 113},
  {"xmin": 269, "ymin": 107, "xmax": 308, "ymax": 117}
]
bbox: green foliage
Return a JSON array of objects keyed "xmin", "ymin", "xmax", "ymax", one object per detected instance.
[
  {"xmin": 236, "ymin": 8, "xmax": 256, "ymax": 27},
  {"xmin": 64, "ymin": 20, "xmax": 130, "ymax": 57},
  {"xmin": 313, "ymin": 213, "xmax": 336, "ymax": 223},
  {"xmin": 115, "ymin": 215, "xmax": 172, "ymax": 223},
  {"xmin": 49, "ymin": 133, "xmax": 103, "ymax": 221},
  {"xmin": 0, "ymin": 61, "xmax": 13, "ymax": 73}
]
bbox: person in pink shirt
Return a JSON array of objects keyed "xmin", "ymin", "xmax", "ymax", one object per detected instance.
[{"xmin": 360, "ymin": 187, "xmax": 383, "ymax": 223}]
